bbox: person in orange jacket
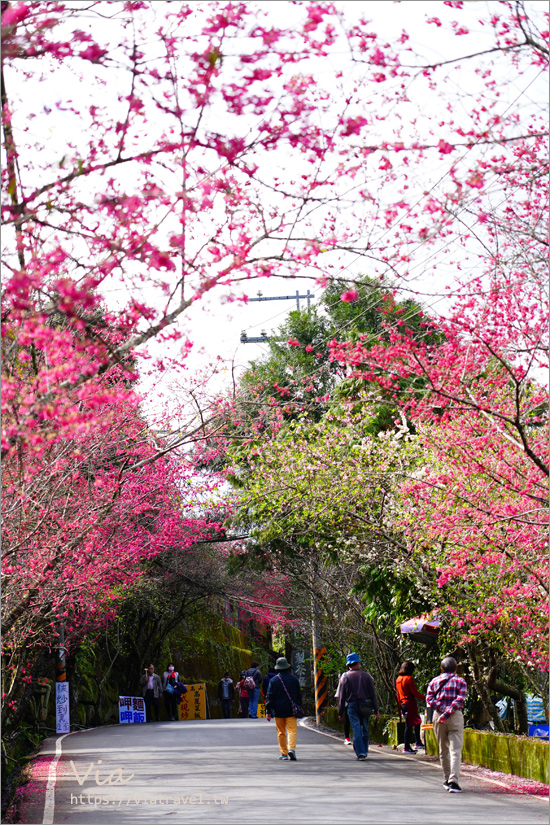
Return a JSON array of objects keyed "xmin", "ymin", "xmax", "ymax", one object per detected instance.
[{"xmin": 396, "ymin": 661, "xmax": 426, "ymax": 753}]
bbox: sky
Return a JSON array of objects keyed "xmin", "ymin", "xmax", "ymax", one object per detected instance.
[
  {"xmin": 139, "ymin": 0, "xmax": 547, "ymax": 412},
  {"xmin": 4, "ymin": 0, "xmax": 548, "ymax": 418}
]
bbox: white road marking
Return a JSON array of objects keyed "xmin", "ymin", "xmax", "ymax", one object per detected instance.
[{"xmin": 42, "ymin": 732, "xmax": 75, "ymax": 824}]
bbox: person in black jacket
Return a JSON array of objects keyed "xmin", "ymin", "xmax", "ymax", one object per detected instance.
[
  {"xmin": 266, "ymin": 657, "xmax": 303, "ymax": 761},
  {"xmin": 217, "ymin": 672, "xmax": 235, "ymax": 718}
]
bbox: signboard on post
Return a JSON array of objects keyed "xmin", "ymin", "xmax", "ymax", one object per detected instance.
[
  {"xmin": 178, "ymin": 683, "xmax": 207, "ymax": 720},
  {"xmin": 56, "ymin": 682, "xmax": 70, "ymax": 733},
  {"xmin": 118, "ymin": 696, "xmax": 146, "ymax": 724}
]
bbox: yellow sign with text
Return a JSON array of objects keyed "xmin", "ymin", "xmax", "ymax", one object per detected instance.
[
  {"xmin": 178, "ymin": 683, "xmax": 207, "ymax": 721},
  {"xmin": 257, "ymin": 703, "xmax": 266, "ymax": 718}
]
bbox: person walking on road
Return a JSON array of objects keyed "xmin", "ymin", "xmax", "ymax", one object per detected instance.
[
  {"xmin": 140, "ymin": 664, "xmax": 163, "ymax": 722},
  {"xmin": 162, "ymin": 663, "xmax": 181, "ymax": 721},
  {"xmin": 266, "ymin": 657, "xmax": 303, "ymax": 761},
  {"xmin": 335, "ymin": 671, "xmax": 352, "ymax": 746},
  {"xmin": 245, "ymin": 661, "xmax": 262, "ymax": 718},
  {"xmin": 426, "ymin": 656, "xmax": 467, "ymax": 793},
  {"xmin": 236, "ymin": 671, "xmax": 250, "ymax": 718},
  {"xmin": 396, "ymin": 661, "xmax": 426, "ymax": 753},
  {"xmin": 337, "ymin": 653, "xmax": 379, "ymax": 760},
  {"xmin": 262, "ymin": 665, "xmax": 276, "ymax": 704},
  {"xmin": 217, "ymin": 672, "xmax": 235, "ymax": 719}
]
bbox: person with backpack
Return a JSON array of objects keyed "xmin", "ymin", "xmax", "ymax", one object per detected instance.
[
  {"xmin": 236, "ymin": 671, "xmax": 250, "ymax": 718},
  {"xmin": 337, "ymin": 653, "xmax": 379, "ymax": 760},
  {"xmin": 265, "ymin": 657, "xmax": 303, "ymax": 761},
  {"xmin": 162, "ymin": 663, "xmax": 181, "ymax": 721},
  {"xmin": 173, "ymin": 675, "xmax": 187, "ymax": 714},
  {"xmin": 426, "ymin": 656, "xmax": 467, "ymax": 793},
  {"xmin": 217, "ymin": 672, "xmax": 235, "ymax": 719},
  {"xmin": 244, "ymin": 661, "xmax": 262, "ymax": 718}
]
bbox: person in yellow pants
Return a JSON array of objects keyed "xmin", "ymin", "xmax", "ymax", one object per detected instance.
[
  {"xmin": 265, "ymin": 657, "xmax": 303, "ymax": 761},
  {"xmin": 275, "ymin": 716, "xmax": 297, "ymax": 757}
]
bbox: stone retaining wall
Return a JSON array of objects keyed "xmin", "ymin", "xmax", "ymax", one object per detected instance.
[{"xmin": 424, "ymin": 725, "xmax": 549, "ymax": 785}]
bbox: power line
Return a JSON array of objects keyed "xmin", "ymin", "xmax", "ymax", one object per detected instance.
[
  {"xmin": 236, "ymin": 65, "xmax": 545, "ymax": 357},
  {"xmin": 230, "ymin": 80, "xmax": 543, "ymax": 406}
]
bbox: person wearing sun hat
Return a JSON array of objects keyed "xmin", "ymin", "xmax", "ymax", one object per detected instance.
[
  {"xmin": 337, "ymin": 653, "xmax": 379, "ymax": 760},
  {"xmin": 265, "ymin": 657, "xmax": 303, "ymax": 761}
]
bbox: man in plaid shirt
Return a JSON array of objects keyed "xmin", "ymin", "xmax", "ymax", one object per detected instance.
[{"xmin": 426, "ymin": 656, "xmax": 467, "ymax": 793}]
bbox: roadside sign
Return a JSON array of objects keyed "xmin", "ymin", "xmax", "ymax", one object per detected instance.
[
  {"xmin": 56, "ymin": 682, "xmax": 70, "ymax": 733},
  {"xmin": 118, "ymin": 696, "xmax": 146, "ymax": 723},
  {"xmin": 179, "ymin": 683, "xmax": 207, "ymax": 720}
]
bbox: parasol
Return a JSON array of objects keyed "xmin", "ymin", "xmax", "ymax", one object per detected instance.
[{"xmin": 400, "ymin": 616, "xmax": 440, "ymax": 645}]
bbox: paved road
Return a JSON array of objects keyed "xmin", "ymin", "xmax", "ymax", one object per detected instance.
[{"xmin": 21, "ymin": 718, "xmax": 548, "ymax": 824}]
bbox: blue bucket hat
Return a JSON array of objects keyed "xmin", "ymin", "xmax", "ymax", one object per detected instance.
[{"xmin": 346, "ymin": 652, "xmax": 362, "ymax": 666}]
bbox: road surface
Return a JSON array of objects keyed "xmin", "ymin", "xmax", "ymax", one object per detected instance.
[{"xmin": 19, "ymin": 718, "xmax": 548, "ymax": 824}]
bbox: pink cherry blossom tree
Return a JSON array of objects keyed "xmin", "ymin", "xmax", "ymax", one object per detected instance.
[{"xmin": 1, "ymin": 0, "xmax": 548, "ymax": 738}]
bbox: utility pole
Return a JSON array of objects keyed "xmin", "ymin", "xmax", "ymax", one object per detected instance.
[
  {"xmin": 55, "ymin": 625, "xmax": 66, "ymax": 683},
  {"xmin": 248, "ymin": 289, "xmax": 313, "ymax": 311},
  {"xmin": 240, "ymin": 290, "xmax": 314, "ymax": 343},
  {"xmin": 55, "ymin": 626, "xmax": 70, "ymax": 733},
  {"xmin": 311, "ymin": 591, "xmax": 328, "ymax": 726},
  {"xmin": 240, "ymin": 330, "xmax": 269, "ymax": 344}
]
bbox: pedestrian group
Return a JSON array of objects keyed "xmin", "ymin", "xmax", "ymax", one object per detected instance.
[
  {"xmin": 139, "ymin": 663, "xmax": 186, "ymax": 722},
  {"xmin": 139, "ymin": 653, "xmax": 467, "ymax": 793}
]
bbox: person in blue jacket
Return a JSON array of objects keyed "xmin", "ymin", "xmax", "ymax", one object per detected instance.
[{"xmin": 262, "ymin": 666, "xmax": 277, "ymax": 703}]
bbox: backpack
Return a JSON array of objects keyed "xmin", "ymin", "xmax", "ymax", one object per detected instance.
[{"xmin": 244, "ymin": 675, "xmax": 256, "ymax": 691}]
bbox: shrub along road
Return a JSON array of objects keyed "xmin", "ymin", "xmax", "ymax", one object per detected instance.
[{"xmin": 19, "ymin": 718, "xmax": 548, "ymax": 824}]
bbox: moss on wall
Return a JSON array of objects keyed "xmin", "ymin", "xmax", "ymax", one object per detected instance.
[
  {"xmin": 159, "ymin": 610, "xmax": 255, "ymax": 719},
  {"xmin": 67, "ymin": 609, "xmax": 258, "ymax": 725}
]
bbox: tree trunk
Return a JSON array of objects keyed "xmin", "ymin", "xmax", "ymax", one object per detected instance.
[
  {"xmin": 467, "ymin": 644, "xmax": 506, "ymax": 732},
  {"xmin": 487, "ymin": 672, "xmax": 529, "ymax": 735}
]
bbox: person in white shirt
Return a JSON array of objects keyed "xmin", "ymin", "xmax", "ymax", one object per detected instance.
[{"xmin": 139, "ymin": 664, "xmax": 163, "ymax": 722}]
